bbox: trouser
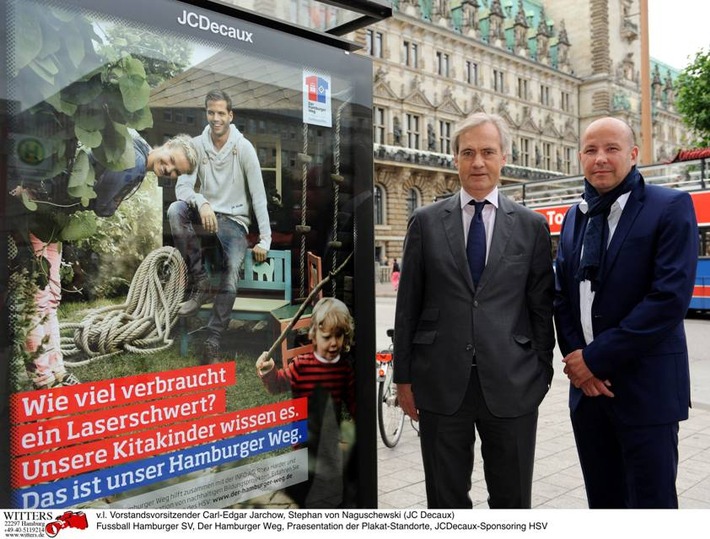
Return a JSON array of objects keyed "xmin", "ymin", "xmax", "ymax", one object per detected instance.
[
  {"xmin": 168, "ymin": 201, "xmax": 248, "ymax": 342},
  {"xmin": 26, "ymin": 234, "xmax": 64, "ymax": 386},
  {"xmin": 571, "ymin": 396, "xmax": 680, "ymax": 508},
  {"xmin": 418, "ymin": 367, "xmax": 538, "ymax": 509}
]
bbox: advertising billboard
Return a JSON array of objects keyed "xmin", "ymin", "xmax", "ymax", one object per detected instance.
[{"xmin": 0, "ymin": 0, "xmax": 376, "ymax": 510}]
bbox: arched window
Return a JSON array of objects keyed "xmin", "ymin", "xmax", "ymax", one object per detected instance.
[
  {"xmin": 407, "ymin": 187, "xmax": 421, "ymax": 218},
  {"xmin": 374, "ymin": 185, "xmax": 385, "ymax": 225}
]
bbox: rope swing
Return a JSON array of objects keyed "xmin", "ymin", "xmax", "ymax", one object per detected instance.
[
  {"xmin": 329, "ymin": 100, "xmax": 347, "ymax": 296},
  {"xmin": 62, "ymin": 246, "xmax": 187, "ymax": 366},
  {"xmin": 296, "ymin": 123, "xmax": 312, "ymax": 299}
]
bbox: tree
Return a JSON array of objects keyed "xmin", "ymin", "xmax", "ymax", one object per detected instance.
[{"xmin": 675, "ymin": 49, "xmax": 710, "ymax": 147}]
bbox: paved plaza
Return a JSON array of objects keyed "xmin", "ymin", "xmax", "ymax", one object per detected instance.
[{"xmin": 374, "ymin": 284, "xmax": 710, "ymax": 509}]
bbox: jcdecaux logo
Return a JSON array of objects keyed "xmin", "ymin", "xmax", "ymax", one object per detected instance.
[{"xmin": 177, "ymin": 10, "xmax": 254, "ymax": 43}]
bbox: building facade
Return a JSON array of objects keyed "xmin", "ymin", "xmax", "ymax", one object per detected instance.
[{"xmin": 349, "ymin": 0, "xmax": 687, "ymax": 263}]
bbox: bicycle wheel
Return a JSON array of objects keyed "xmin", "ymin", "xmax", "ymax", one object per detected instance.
[{"xmin": 377, "ymin": 366, "xmax": 405, "ymax": 448}]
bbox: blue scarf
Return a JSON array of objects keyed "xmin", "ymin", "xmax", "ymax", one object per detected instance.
[{"xmin": 576, "ymin": 166, "xmax": 640, "ymax": 289}]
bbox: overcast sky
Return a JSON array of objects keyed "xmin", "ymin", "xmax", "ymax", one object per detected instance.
[{"xmin": 648, "ymin": 0, "xmax": 709, "ymax": 69}]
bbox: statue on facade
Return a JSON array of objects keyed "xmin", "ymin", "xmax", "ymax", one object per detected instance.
[
  {"xmin": 664, "ymin": 71, "xmax": 675, "ymax": 105},
  {"xmin": 489, "ymin": 0, "xmax": 506, "ymax": 43},
  {"xmin": 513, "ymin": 0, "xmax": 529, "ymax": 53},
  {"xmin": 557, "ymin": 20, "xmax": 570, "ymax": 66},
  {"xmin": 536, "ymin": 7, "xmax": 551, "ymax": 61},
  {"xmin": 460, "ymin": 0, "xmax": 481, "ymax": 33},
  {"xmin": 392, "ymin": 116, "xmax": 402, "ymax": 145},
  {"xmin": 652, "ymin": 65, "xmax": 662, "ymax": 102}
]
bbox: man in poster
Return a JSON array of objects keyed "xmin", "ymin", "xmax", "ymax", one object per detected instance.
[{"xmin": 168, "ymin": 89, "xmax": 272, "ymax": 364}]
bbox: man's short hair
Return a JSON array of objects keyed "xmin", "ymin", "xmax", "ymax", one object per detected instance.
[
  {"xmin": 163, "ymin": 134, "xmax": 198, "ymax": 174},
  {"xmin": 452, "ymin": 112, "xmax": 511, "ymax": 156},
  {"xmin": 204, "ymin": 89, "xmax": 232, "ymax": 111}
]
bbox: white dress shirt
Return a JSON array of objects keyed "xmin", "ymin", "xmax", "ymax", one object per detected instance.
[
  {"xmin": 579, "ymin": 192, "xmax": 631, "ymax": 344},
  {"xmin": 460, "ymin": 187, "xmax": 498, "ymax": 263}
]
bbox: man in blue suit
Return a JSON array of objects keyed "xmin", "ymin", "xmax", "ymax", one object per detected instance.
[{"xmin": 554, "ymin": 117, "xmax": 698, "ymax": 508}]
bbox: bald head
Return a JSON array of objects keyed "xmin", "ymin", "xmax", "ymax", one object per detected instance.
[
  {"xmin": 579, "ymin": 117, "xmax": 639, "ymax": 194},
  {"xmin": 583, "ymin": 117, "xmax": 635, "ymax": 147}
]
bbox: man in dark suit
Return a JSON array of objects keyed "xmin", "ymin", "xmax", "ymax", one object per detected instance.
[
  {"xmin": 393, "ymin": 112, "xmax": 555, "ymax": 508},
  {"xmin": 554, "ymin": 117, "xmax": 698, "ymax": 508}
]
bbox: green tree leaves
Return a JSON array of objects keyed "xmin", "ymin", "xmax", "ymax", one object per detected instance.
[{"xmin": 676, "ymin": 49, "xmax": 710, "ymax": 147}]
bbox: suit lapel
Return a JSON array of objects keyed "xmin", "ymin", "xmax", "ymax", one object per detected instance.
[
  {"xmin": 478, "ymin": 194, "xmax": 516, "ymax": 290},
  {"xmin": 601, "ymin": 182, "xmax": 644, "ymax": 282},
  {"xmin": 442, "ymin": 193, "xmax": 476, "ymax": 293},
  {"xmin": 571, "ymin": 205, "xmax": 587, "ymax": 277}
]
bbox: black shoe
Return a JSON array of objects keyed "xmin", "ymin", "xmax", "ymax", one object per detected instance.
[
  {"xmin": 178, "ymin": 285, "xmax": 212, "ymax": 317},
  {"xmin": 202, "ymin": 340, "xmax": 222, "ymax": 365}
]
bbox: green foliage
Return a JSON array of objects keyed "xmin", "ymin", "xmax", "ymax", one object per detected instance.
[
  {"xmin": 69, "ymin": 174, "xmax": 163, "ymax": 298},
  {"xmin": 7, "ymin": 266, "xmax": 39, "ymax": 392},
  {"xmin": 13, "ymin": 2, "xmax": 153, "ymax": 215},
  {"xmin": 675, "ymin": 49, "xmax": 710, "ymax": 147},
  {"xmin": 97, "ymin": 26, "xmax": 192, "ymax": 88}
]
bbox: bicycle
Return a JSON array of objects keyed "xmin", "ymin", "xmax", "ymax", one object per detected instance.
[{"xmin": 376, "ymin": 328, "xmax": 405, "ymax": 447}]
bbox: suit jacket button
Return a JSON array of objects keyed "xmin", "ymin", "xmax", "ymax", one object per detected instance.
[
  {"xmin": 466, "ymin": 344, "xmax": 473, "ymax": 351},
  {"xmin": 473, "ymin": 300, "xmax": 478, "ymax": 307}
]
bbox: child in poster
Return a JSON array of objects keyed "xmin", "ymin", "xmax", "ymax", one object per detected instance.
[{"xmin": 255, "ymin": 296, "xmax": 356, "ymax": 507}]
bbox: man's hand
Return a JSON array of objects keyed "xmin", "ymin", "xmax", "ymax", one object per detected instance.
[
  {"xmin": 580, "ymin": 377, "xmax": 615, "ymax": 398},
  {"xmin": 396, "ymin": 383, "xmax": 419, "ymax": 422},
  {"xmin": 562, "ymin": 349, "xmax": 594, "ymax": 387},
  {"xmin": 199, "ymin": 203, "xmax": 217, "ymax": 233},
  {"xmin": 252, "ymin": 245, "xmax": 268, "ymax": 264},
  {"xmin": 563, "ymin": 349, "xmax": 614, "ymax": 397}
]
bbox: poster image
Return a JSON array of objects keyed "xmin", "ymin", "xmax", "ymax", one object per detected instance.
[{"xmin": 1, "ymin": 0, "xmax": 376, "ymax": 510}]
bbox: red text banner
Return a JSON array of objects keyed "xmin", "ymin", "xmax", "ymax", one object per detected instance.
[
  {"xmin": 11, "ymin": 398, "xmax": 308, "ymax": 488},
  {"xmin": 12, "ymin": 391, "xmax": 228, "ymax": 456},
  {"xmin": 10, "ymin": 363, "xmax": 236, "ymax": 423}
]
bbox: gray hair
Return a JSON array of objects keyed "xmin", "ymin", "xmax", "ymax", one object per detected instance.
[{"xmin": 452, "ymin": 112, "xmax": 511, "ymax": 156}]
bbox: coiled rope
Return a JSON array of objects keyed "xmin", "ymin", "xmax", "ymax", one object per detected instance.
[{"xmin": 62, "ymin": 246, "xmax": 187, "ymax": 366}]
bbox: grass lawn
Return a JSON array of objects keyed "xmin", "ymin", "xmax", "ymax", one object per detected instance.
[{"xmin": 15, "ymin": 297, "xmax": 298, "ymax": 412}]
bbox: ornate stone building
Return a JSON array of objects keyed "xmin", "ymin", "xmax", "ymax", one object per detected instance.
[{"xmin": 347, "ymin": 0, "xmax": 687, "ymax": 263}]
